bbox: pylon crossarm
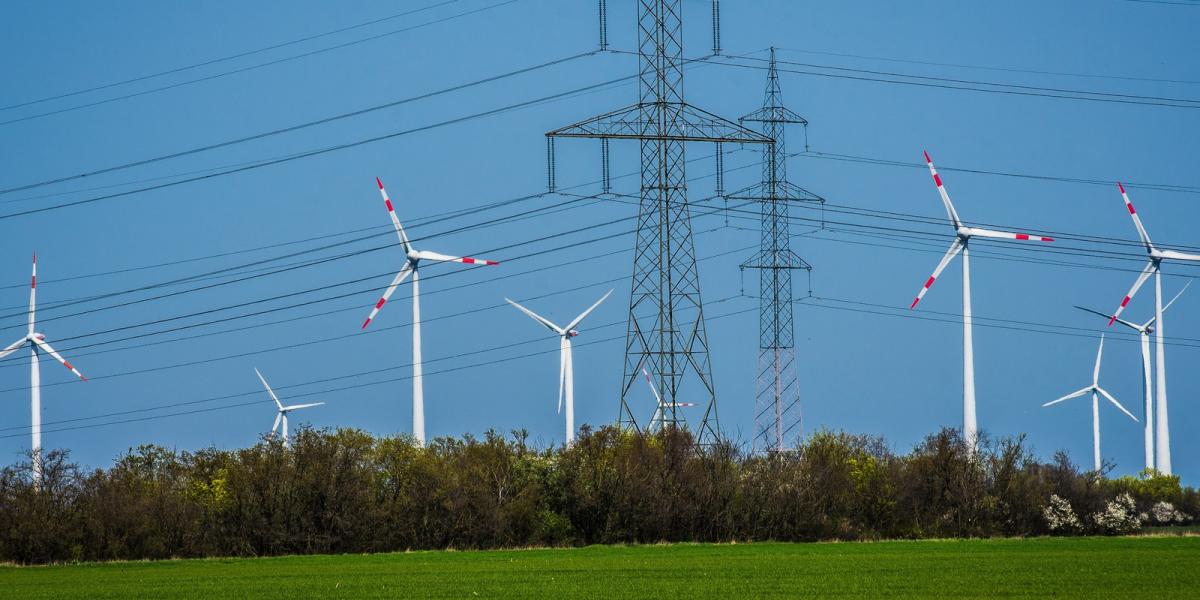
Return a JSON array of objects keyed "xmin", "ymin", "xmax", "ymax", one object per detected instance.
[
  {"xmin": 739, "ymin": 105, "xmax": 808, "ymax": 125},
  {"xmin": 741, "ymin": 250, "xmax": 812, "ymax": 271},
  {"xmin": 726, "ymin": 180, "xmax": 824, "ymax": 203},
  {"xmin": 547, "ymin": 102, "xmax": 773, "ymax": 144}
]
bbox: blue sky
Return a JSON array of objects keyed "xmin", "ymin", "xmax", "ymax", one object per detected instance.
[{"xmin": 1, "ymin": 0, "xmax": 1198, "ymax": 482}]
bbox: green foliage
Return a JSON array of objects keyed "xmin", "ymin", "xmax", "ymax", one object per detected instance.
[{"xmin": 0, "ymin": 426, "xmax": 1194, "ymax": 564}]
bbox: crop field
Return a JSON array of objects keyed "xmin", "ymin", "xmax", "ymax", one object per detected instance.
[{"xmin": 3, "ymin": 536, "xmax": 1197, "ymax": 598}]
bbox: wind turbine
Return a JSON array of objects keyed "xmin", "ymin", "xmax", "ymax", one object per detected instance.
[
  {"xmin": 0, "ymin": 254, "xmax": 87, "ymax": 487},
  {"xmin": 642, "ymin": 367, "xmax": 695, "ymax": 433},
  {"xmin": 1104, "ymin": 183, "xmax": 1200, "ymax": 474},
  {"xmin": 505, "ymin": 290, "xmax": 612, "ymax": 445},
  {"xmin": 255, "ymin": 368, "xmax": 323, "ymax": 449},
  {"xmin": 908, "ymin": 152, "xmax": 1054, "ymax": 450},
  {"xmin": 1042, "ymin": 335, "xmax": 1137, "ymax": 473},
  {"xmin": 1076, "ymin": 281, "xmax": 1189, "ymax": 471},
  {"xmin": 360, "ymin": 177, "xmax": 499, "ymax": 446}
]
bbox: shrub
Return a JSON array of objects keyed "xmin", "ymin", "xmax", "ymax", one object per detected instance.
[{"xmin": 0, "ymin": 426, "xmax": 1192, "ymax": 564}]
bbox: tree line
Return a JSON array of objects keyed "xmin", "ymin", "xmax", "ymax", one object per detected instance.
[{"xmin": 0, "ymin": 426, "xmax": 1195, "ymax": 564}]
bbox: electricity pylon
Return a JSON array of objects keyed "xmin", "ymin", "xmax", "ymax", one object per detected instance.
[{"xmin": 546, "ymin": 1, "xmax": 772, "ymax": 442}]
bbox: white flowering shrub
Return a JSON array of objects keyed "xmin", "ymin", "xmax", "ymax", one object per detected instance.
[
  {"xmin": 1043, "ymin": 494, "xmax": 1081, "ymax": 533},
  {"xmin": 1091, "ymin": 493, "xmax": 1143, "ymax": 534},
  {"xmin": 1150, "ymin": 501, "xmax": 1190, "ymax": 525}
]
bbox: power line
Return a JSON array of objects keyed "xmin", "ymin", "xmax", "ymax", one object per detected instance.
[
  {"xmin": 0, "ymin": 0, "xmax": 465, "ymax": 112},
  {"xmin": 709, "ymin": 55, "xmax": 1200, "ymax": 110},
  {"xmin": 0, "ymin": 46, "xmax": 757, "ymax": 215},
  {"xmin": 0, "ymin": 157, "xmax": 765, "ymax": 377},
  {"xmin": 10, "ymin": 155, "xmax": 1192, "ymax": 352},
  {"xmin": 796, "ymin": 150, "xmax": 1200, "ymax": 196},
  {"xmin": 14, "ymin": 280, "xmax": 1200, "ymax": 439},
  {"xmin": 2, "ymin": 191, "xmax": 1193, "ymax": 426},
  {"xmin": 0, "ymin": 49, "xmax": 594, "ymax": 196},
  {"xmin": 0, "ymin": 0, "xmax": 520, "ymax": 127},
  {"xmin": 0, "ymin": 195, "xmax": 742, "ymax": 373},
  {"xmin": 0, "ymin": 71, "xmax": 639, "ymax": 221},
  {"xmin": 773, "ymin": 46, "xmax": 1200, "ymax": 87}
]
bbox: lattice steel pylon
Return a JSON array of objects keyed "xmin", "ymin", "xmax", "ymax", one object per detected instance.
[
  {"xmin": 730, "ymin": 48, "xmax": 824, "ymax": 453},
  {"xmin": 546, "ymin": 1, "xmax": 771, "ymax": 442}
]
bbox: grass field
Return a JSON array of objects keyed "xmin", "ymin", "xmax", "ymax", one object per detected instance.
[{"xmin": 3, "ymin": 537, "xmax": 1197, "ymax": 598}]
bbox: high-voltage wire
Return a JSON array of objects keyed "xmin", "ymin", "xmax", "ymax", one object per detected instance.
[
  {"xmin": 0, "ymin": 49, "xmax": 595, "ymax": 196},
  {"xmin": 9, "ymin": 283, "xmax": 1198, "ymax": 438},
  {"xmin": 0, "ymin": 72, "xmax": 647, "ymax": 220},
  {"xmin": 796, "ymin": 150, "xmax": 1200, "ymax": 196},
  {"xmin": 710, "ymin": 57, "xmax": 1200, "ymax": 110},
  {"xmin": 773, "ymin": 46, "xmax": 1200, "ymax": 87},
  {"xmin": 0, "ymin": 0, "xmax": 520, "ymax": 127},
  {"xmin": 0, "ymin": 0, "xmax": 466, "ymax": 112}
]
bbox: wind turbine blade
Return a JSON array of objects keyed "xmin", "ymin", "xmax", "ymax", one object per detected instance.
[
  {"xmin": 1093, "ymin": 334, "xmax": 1106, "ymax": 386},
  {"xmin": 255, "ymin": 368, "xmax": 283, "ymax": 409},
  {"xmin": 283, "ymin": 402, "xmax": 324, "ymax": 411},
  {"xmin": 413, "ymin": 250, "xmax": 499, "ymax": 265},
  {"xmin": 271, "ymin": 412, "xmax": 282, "ymax": 434},
  {"xmin": 28, "ymin": 253, "xmax": 36, "ymax": 336},
  {"xmin": 910, "ymin": 238, "xmax": 963, "ymax": 309},
  {"xmin": 0, "ymin": 337, "xmax": 26, "ymax": 360},
  {"xmin": 963, "ymin": 227, "xmax": 1054, "ymax": 242},
  {"xmin": 1162, "ymin": 279, "xmax": 1192, "ymax": 313},
  {"xmin": 506, "ymin": 298, "xmax": 564, "ymax": 334},
  {"xmin": 1043, "ymin": 386, "xmax": 1091, "ymax": 407},
  {"xmin": 1074, "ymin": 306, "xmax": 1140, "ymax": 332},
  {"xmin": 642, "ymin": 367, "xmax": 663, "ymax": 405},
  {"xmin": 361, "ymin": 264, "xmax": 414, "ymax": 329},
  {"xmin": 30, "ymin": 338, "xmax": 85, "ymax": 381},
  {"xmin": 565, "ymin": 289, "xmax": 613, "ymax": 332},
  {"xmin": 1159, "ymin": 249, "xmax": 1200, "ymax": 262},
  {"xmin": 1118, "ymin": 182, "xmax": 1153, "ymax": 252},
  {"xmin": 1109, "ymin": 260, "xmax": 1155, "ymax": 325},
  {"xmin": 1097, "ymin": 386, "xmax": 1138, "ymax": 422},
  {"xmin": 923, "ymin": 151, "xmax": 962, "ymax": 228},
  {"xmin": 376, "ymin": 177, "xmax": 412, "ymax": 254}
]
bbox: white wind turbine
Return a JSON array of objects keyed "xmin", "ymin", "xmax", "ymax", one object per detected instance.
[
  {"xmin": 1105, "ymin": 183, "xmax": 1200, "ymax": 475},
  {"xmin": 505, "ymin": 290, "xmax": 612, "ymax": 445},
  {"xmin": 0, "ymin": 254, "xmax": 87, "ymax": 487},
  {"xmin": 641, "ymin": 367, "xmax": 695, "ymax": 433},
  {"xmin": 361, "ymin": 177, "xmax": 500, "ymax": 446},
  {"xmin": 1076, "ymin": 281, "xmax": 1189, "ymax": 471},
  {"xmin": 908, "ymin": 152, "xmax": 1054, "ymax": 450},
  {"xmin": 1042, "ymin": 335, "xmax": 1137, "ymax": 473},
  {"xmin": 255, "ymin": 368, "xmax": 323, "ymax": 449}
]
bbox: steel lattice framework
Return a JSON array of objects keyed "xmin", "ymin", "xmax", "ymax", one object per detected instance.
[
  {"xmin": 730, "ymin": 49, "xmax": 823, "ymax": 453},
  {"xmin": 547, "ymin": 1, "xmax": 770, "ymax": 441}
]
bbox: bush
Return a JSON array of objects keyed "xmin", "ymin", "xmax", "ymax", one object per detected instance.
[{"xmin": 0, "ymin": 426, "xmax": 1189, "ymax": 564}]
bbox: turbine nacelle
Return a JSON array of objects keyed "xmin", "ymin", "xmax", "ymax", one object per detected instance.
[{"xmin": 566, "ymin": 330, "xmax": 579, "ymax": 338}]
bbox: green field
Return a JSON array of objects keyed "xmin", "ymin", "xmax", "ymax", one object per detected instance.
[{"xmin": 3, "ymin": 537, "xmax": 1197, "ymax": 598}]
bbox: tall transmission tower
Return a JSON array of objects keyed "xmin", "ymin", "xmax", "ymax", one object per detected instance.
[
  {"xmin": 730, "ymin": 48, "xmax": 823, "ymax": 453},
  {"xmin": 546, "ymin": 1, "xmax": 771, "ymax": 442}
]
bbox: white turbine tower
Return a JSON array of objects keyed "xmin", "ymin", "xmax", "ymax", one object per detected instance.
[
  {"xmin": 505, "ymin": 290, "xmax": 612, "ymax": 445},
  {"xmin": 1042, "ymin": 335, "xmax": 1137, "ymax": 473},
  {"xmin": 908, "ymin": 152, "xmax": 1054, "ymax": 450},
  {"xmin": 255, "ymin": 368, "xmax": 323, "ymax": 449},
  {"xmin": 361, "ymin": 178, "xmax": 499, "ymax": 446},
  {"xmin": 0, "ymin": 254, "xmax": 88, "ymax": 487},
  {"xmin": 1076, "ymin": 281, "xmax": 1189, "ymax": 471},
  {"xmin": 642, "ymin": 367, "xmax": 695, "ymax": 433},
  {"xmin": 1105, "ymin": 183, "xmax": 1200, "ymax": 475}
]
